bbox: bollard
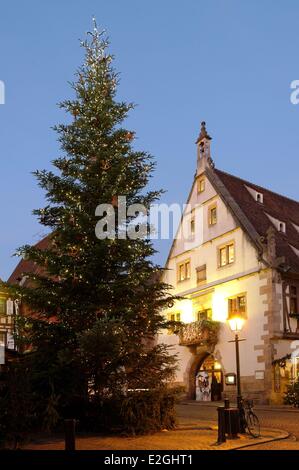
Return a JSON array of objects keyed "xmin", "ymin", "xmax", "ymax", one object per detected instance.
[
  {"xmin": 224, "ymin": 398, "xmax": 230, "ymax": 409},
  {"xmin": 64, "ymin": 419, "xmax": 76, "ymax": 451},
  {"xmin": 216, "ymin": 406, "xmax": 226, "ymax": 444}
]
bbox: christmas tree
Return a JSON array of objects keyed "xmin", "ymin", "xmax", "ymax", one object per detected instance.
[{"xmin": 7, "ymin": 21, "xmax": 178, "ymax": 433}]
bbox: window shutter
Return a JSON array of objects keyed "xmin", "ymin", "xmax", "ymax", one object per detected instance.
[{"xmin": 6, "ymin": 299, "xmax": 14, "ymax": 316}]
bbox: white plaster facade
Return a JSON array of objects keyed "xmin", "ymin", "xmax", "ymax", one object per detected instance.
[{"xmin": 159, "ymin": 123, "xmax": 299, "ymax": 404}]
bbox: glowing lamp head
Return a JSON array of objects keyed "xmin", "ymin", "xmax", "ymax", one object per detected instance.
[{"xmin": 228, "ymin": 314, "xmax": 245, "ymax": 333}]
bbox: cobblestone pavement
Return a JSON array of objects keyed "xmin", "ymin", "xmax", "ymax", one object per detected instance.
[
  {"xmin": 23, "ymin": 405, "xmax": 289, "ymax": 451},
  {"xmin": 177, "ymin": 402, "xmax": 299, "ymax": 450}
]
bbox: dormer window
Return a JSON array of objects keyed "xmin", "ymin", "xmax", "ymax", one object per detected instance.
[
  {"xmin": 256, "ymin": 192, "xmax": 263, "ymax": 203},
  {"xmin": 245, "ymin": 185, "xmax": 263, "ymax": 204},
  {"xmin": 279, "ymin": 222, "xmax": 286, "ymax": 233},
  {"xmin": 265, "ymin": 213, "xmax": 286, "ymax": 234}
]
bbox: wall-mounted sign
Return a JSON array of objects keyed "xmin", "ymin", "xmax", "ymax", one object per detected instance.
[
  {"xmin": 225, "ymin": 373, "xmax": 236, "ymax": 386},
  {"xmin": 255, "ymin": 370, "xmax": 264, "ymax": 380}
]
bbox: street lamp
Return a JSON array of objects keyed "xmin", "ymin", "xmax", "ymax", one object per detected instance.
[{"xmin": 228, "ymin": 313, "xmax": 246, "ymax": 432}]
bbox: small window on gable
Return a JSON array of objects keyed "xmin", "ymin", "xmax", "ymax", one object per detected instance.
[
  {"xmin": 208, "ymin": 205, "xmax": 217, "ymax": 226},
  {"xmin": 256, "ymin": 192, "xmax": 263, "ymax": 203},
  {"xmin": 197, "ymin": 177, "xmax": 205, "ymax": 193},
  {"xmin": 190, "ymin": 209, "xmax": 195, "ymax": 236},
  {"xmin": 190, "ymin": 218, "xmax": 195, "ymax": 234}
]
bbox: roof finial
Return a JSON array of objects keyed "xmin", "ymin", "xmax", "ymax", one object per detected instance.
[{"xmin": 196, "ymin": 121, "xmax": 212, "ymax": 143}]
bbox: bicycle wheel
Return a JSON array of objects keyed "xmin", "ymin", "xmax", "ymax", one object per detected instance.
[{"xmin": 247, "ymin": 412, "xmax": 260, "ymax": 438}]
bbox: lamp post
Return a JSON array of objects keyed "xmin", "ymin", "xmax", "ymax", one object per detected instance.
[{"xmin": 228, "ymin": 314, "xmax": 246, "ymax": 432}]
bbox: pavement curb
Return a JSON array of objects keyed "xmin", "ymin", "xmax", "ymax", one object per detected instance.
[
  {"xmin": 226, "ymin": 428, "xmax": 291, "ymax": 450},
  {"xmin": 176, "ymin": 420, "xmax": 290, "ymax": 450},
  {"xmin": 180, "ymin": 401, "xmax": 299, "ymax": 413}
]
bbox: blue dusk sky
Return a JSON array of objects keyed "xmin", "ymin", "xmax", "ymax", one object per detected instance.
[{"xmin": 1, "ymin": 0, "xmax": 299, "ymax": 280}]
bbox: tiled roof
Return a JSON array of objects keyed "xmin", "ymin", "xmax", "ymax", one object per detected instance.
[
  {"xmin": 214, "ymin": 168, "xmax": 299, "ymax": 273},
  {"xmin": 8, "ymin": 235, "xmax": 51, "ymax": 284},
  {"xmin": 7, "ymin": 168, "xmax": 299, "ymax": 281}
]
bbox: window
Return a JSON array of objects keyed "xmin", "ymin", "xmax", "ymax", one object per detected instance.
[
  {"xmin": 0, "ymin": 299, "xmax": 6, "ymax": 315},
  {"xmin": 185, "ymin": 261, "xmax": 191, "ymax": 279},
  {"xmin": 0, "ymin": 331, "xmax": 6, "ymax": 347},
  {"xmin": 177, "ymin": 260, "xmax": 191, "ymax": 282},
  {"xmin": 290, "ymin": 286, "xmax": 298, "ymax": 315},
  {"xmin": 168, "ymin": 312, "xmax": 181, "ymax": 334},
  {"xmin": 197, "ymin": 308, "xmax": 212, "ymax": 321},
  {"xmin": 256, "ymin": 192, "xmax": 263, "ymax": 203},
  {"xmin": 219, "ymin": 243, "xmax": 235, "ymax": 267},
  {"xmin": 279, "ymin": 222, "xmax": 286, "ymax": 233},
  {"xmin": 228, "ymin": 243, "xmax": 235, "ymax": 264},
  {"xmin": 190, "ymin": 218, "xmax": 195, "ymax": 235},
  {"xmin": 209, "ymin": 205, "xmax": 217, "ymax": 225},
  {"xmin": 169, "ymin": 312, "xmax": 181, "ymax": 322},
  {"xmin": 198, "ymin": 177, "xmax": 205, "ymax": 193},
  {"xmin": 228, "ymin": 294, "xmax": 247, "ymax": 317},
  {"xmin": 196, "ymin": 265, "xmax": 207, "ymax": 284},
  {"xmin": 179, "ymin": 264, "xmax": 185, "ymax": 281}
]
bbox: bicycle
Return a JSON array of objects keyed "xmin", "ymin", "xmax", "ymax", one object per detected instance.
[{"xmin": 239, "ymin": 398, "xmax": 260, "ymax": 438}]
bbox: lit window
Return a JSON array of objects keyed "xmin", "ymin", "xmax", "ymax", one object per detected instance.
[
  {"xmin": 0, "ymin": 299, "xmax": 6, "ymax": 315},
  {"xmin": 209, "ymin": 206, "xmax": 217, "ymax": 225},
  {"xmin": 196, "ymin": 265, "xmax": 207, "ymax": 284},
  {"xmin": 179, "ymin": 264, "xmax": 185, "ymax": 282},
  {"xmin": 197, "ymin": 308, "xmax": 212, "ymax": 321},
  {"xmin": 198, "ymin": 177, "xmax": 205, "ymax": 193},
  {"xmin": 228, "ymin": 294, "xmax": 247, "ymax": 317},
  {"xmin": 228, "ymin": 244, "xmax": 235, "ymax": 264},
  {"xmin": 219, "ymin": 243, "xmax": 235, "ymax": 267},
  {"xmin": 178, "ymin": 260, "xmax": 191, "ymax": 282},
  {"xmin": 220, "ymin": 247, "xmax": 227, "ymax": 266},
  {"xmin": 0, "ymin": 331, "xmax": 6, "ymax": 346},
  {"xmin": 185, "ymin": 261, "xmax": 191, "ymax": 279},
  {"xmin": 290, "ymin": 286, "xmax": 298, "ymax": 315},
  {"xmin": 190, "ymin": 218, "xmax": 195, "ymax": 235},
  {"xmin": 169, "ymin": 313, "xmax": 181, "ymax": 322}
]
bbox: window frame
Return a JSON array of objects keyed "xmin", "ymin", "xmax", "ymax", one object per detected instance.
[
  {"xmin": 290, "ymin": 285, "xmax": 298, "ymax": 315},
  {"xmin": 197, "ymin": 308, "xmax": 212, "ymax": 321},
  {"xmin": 0, "ymin": 298, "xmax": 6, "ymax": 316},
  {"xmin": 218, "ymin": 241, "xmax": 235, "ymax": 268},
  {"xmin": 228, "ymin": 293, "xmax": 247, "ymax": 319},
  {"xmin": 177, "ymin": 259, "xmax": 191, "ymax": 283},
  {"xmin": 197, "ymin": 176, "xmax": 205, "ymax": 194},
  {"xmin": 208, "ymin": 204, "xmax": 217, "ymax": 226},
  {"xmin": 196, "ymin": 264, "xmax": 207, "ymax": 284}
]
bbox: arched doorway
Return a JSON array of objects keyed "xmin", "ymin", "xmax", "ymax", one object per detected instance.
[{"xmin": 192, "ymin": 354, "xmax": 223, "ymax": 401}]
